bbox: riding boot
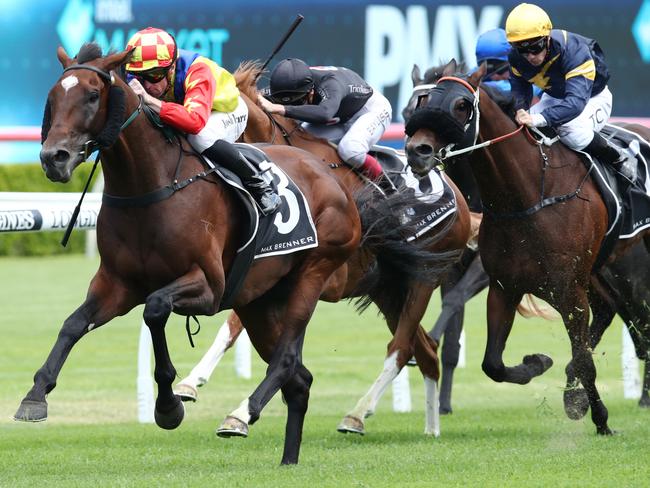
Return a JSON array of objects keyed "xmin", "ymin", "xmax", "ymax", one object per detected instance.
[
  {"xmin": 583, "ymin": 132, "xmax": 638, "ymax": 182},
  {"xmin": 202, "ymin": 140, "xmax": 281, "ymax": 215},
  {"xmin": 360, "ymin": 154, "xmax": 395, "ymax": 195}
]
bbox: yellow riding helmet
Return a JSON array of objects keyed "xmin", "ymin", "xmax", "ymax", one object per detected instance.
[
  {"xmin": 125, "ymin": 27, "xmax": 177, "ymax": 72},
  {"xmin": 505, "ymin": 3, "xmax": 553, "ymax": 43}
]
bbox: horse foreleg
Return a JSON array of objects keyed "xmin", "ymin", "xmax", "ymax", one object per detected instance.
[
  {"xmin": 174, "ymin": 311, "xmax": 244, "ymax": 402},
  {"xmin": 143, "ymin": 269, "xmax": 218, "ymax": 430},
  {"xmin": 482, "ymin": 285, "xmax": 552, "ymax": 384},
  {"xmin": 14, "ymin": 272, "xmax": 135, "ymax": 422}
]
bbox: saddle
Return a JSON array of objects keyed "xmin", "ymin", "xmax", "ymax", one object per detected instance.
[{"xmin": 532, "ymin": 124, "xmax": 650, "ymax": 268}]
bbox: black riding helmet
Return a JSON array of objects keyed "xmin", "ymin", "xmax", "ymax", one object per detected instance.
[{"xmin": 269, "ymin": 58, "xmax": 314, "ymax": 105}]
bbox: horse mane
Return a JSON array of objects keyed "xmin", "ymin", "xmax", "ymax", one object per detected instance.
[
  {"xmin": 76, "ymin": 42, "xmax": 104, "ymax": 63},
  {"xmin": 234, "ymin": 60, "xmax": 264, "ymax": 101}
]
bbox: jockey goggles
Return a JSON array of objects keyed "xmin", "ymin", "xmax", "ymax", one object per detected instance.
[
  {"xmin": 131, "ymin": 67, "xmax": 170, "ymax": 84},
  {"xmin": 512, "ymin": 36, "xmax": 547, "ymax": 55}
]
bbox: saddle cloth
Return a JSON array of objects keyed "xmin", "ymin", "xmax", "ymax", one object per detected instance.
[
  {"xmin": 370, "ymin": 145, "xmax": 457, "ymax": 240},
  {"xmin": 203, "ymin": 143, "xmax": 318, "ymax": 309},
  {"xmin": 575, "ymin": 124, "xmax": 650, "ymax": 267}
]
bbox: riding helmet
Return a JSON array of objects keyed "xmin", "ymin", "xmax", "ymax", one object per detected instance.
[
  {"xmin": 270, "ymin": 58, "xmax": 314, "ymax": 104},
  {"xmin": 505, "ymin": 3, "xmax": 552, "ymax": 43},
  {"xmin": 125, "ymin": 27, "xmax": 177, "ymax": 72}
]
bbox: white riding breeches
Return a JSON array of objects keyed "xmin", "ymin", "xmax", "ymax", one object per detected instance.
[
  {"xmin": 302, "ymin": 90, "xmax": 392, "ymax": 167},
  {"xmin": 187, "ymin": 96, "xmax": 249, "ymax": 152},
  {"xmin": 530, "ymin": 86, "xmax": 612, "ymax": 150}
]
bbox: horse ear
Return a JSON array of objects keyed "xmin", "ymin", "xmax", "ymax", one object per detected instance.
[
  {"xmin": 411, "ymin": 64, "xmax": 422, "ymax": 86},
  {"xmin": 102, "ymin": 48, "xmax": 135, "ymax": 73},
  {"xmin": 442, "ymin": 59, "xmax": 457, "ymax": 77},
  {"xmin": 469, "ymin": 62, "xmax": 487, "ymax": 87},
  {"xmin": 57, "ymin": 46, "xmax": 73, "ymax": 69}
]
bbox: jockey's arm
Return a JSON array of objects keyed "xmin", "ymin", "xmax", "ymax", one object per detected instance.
[
  {"xmin": 284, "ymin": 78, "xmax": 344, "ymax": 124},
  {"xmin": 159, "ymin": 62, "xmax": 216, "ymax": 134}
]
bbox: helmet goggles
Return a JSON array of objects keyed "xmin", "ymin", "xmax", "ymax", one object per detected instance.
[{"xmin": 512, "ymin": 36, "xmax": 547, "ymax": 55}]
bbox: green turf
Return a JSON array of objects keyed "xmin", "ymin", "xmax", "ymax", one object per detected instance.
[{"xmin": 1, "ymin": 255, "xmax": 648, "ymax": 487}]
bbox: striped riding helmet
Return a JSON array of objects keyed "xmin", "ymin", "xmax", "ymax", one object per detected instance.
[{"xmin": 125, "ymin": 27, "xmax": 177, "ymax": 72}]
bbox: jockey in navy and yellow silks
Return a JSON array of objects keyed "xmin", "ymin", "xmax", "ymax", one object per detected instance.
[
  {"xmin": 125, "ymin": 27, "xmax": 280, "ymax": 214},
  {"xmin": 505, "ymin": 3, "xmax": 638, "ymax": 180},
  {"xmin": 508, "ymin": 29, "xmax": 609, "ymax": 127}
]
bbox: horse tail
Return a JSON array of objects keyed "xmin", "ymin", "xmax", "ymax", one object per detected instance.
[
  {"xmin": 517, "ymin": 294, "xmax": 561, "ymax": 321},
  {"xmin": 352, "ymin": 188, "xmax": 462, "ymax": 319}
]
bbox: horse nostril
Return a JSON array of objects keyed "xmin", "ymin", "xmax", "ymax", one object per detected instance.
[
  {"xmin": 53, "ymin": 149, "xmax": 70, "ymax": 164},
  {"xmin": 415, "ymin": 144, "xmax": 433, "ymax": 157}
]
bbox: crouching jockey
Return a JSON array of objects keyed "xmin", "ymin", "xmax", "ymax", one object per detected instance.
[
  {"xmin": 506, "ymin": 3, "xmax": 638, "ymax": 180},
  {"xmin": 125, "ymin": 27, "xmax": 280, "ymax": 214},
  {"xmin": 259, "ymin": 58, "xmax": 393, "ymax": 181}
]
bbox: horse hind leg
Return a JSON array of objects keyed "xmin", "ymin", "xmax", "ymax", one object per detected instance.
[
  {"xmin": 640, "ymin": 358, "xmax": 650, "ymax": 408},
  {"xmin": 412, "ymin": 326, "xmax": 440, "ymax": 435},
  {"xmin": 174, "ymin": 311, "xmax": 244, "ymax": 402},
  {"xmin": 279, "ymin": 364, "xmax": 314, "ymax": 465}
]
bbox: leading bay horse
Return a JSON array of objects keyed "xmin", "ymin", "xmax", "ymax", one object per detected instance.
[
  {"xmin": 13, "ymin": 44, "xmax": 438, "ymax": 465},
  {"xmin": 173, "ymin": 61, "xmax": 472, "ymax": 436},
  {"xmin": 405, "ymin": 60, "xmax": 650, "ymax": 434}
]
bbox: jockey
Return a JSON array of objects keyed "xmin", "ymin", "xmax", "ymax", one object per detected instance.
[
  {"xmin": 505, "ymin": 3, "xmax": 638, "ymax": 180},
  {"xmin": 475, "ymin": 28, "xmax": 512, "ymax": 94},
  {"xmin": 259, "ymin": 58, "xmax": 392, "ymax": 181},
  {"xmin": 125, "ymin": 27, "xmax": 280, "ymax": 214}
]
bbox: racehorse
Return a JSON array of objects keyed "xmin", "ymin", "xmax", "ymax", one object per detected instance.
[
  {"xmin": 13, "ymin": 44, "xmax": 445, "ymax": 465},
  {"xmin": 406, "ymin": 61, "xmax": 650, "ymax": 413},
  {"xmin": 405, "ymin": 60, "xmax": 650, "ymax": 434},
  {"xmin": 173, "ymin": 61, "xmax": 472, "ymax": 436}
]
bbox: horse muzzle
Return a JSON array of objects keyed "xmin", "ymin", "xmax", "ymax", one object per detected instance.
[
  {"xmin": 405, "ymin": 140, "xmax": 436, "ymax": 176},
  {"xmin": 39, "ymin": 145, "xmax": 79, "ymax": 182}
]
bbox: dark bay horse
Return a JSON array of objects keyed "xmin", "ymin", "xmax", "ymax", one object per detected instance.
[
  {"xmin": 13, "ymin": 45, "xmax": 440, "ymax": 465},
  {"xmin": 406, "ymin": 62, "xmax": 650, "ymax": 413},
  {"xmin": 174, "ymin": 61, "xmax": 472, "ymax": 437},
  {"xmin": 405, "ymin": 60, "xmax": 650, "ymax": 434}
]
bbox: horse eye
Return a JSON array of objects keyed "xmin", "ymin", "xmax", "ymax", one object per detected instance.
[
  {"xmin": 88, "ymin": 91, "xmax": 100, "ymax": 103},
  {"xmin": 457, "ymin": 101, "xmax": 468, "ymax": 111}
]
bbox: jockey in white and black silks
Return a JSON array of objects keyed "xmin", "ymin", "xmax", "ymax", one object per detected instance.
[
  {"xmin": 506, "ymin": 3, "xmax": 639, "ymax": 180},
  {"xmin": 125, "ymin": 27, "xmax": 280, "ymax": 214},
  {"xmin": 259, "ymin": 58, "xmax": 392, "ymax": 181}
]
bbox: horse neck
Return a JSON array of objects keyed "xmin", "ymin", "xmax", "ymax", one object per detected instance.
[
  {"xmin": 469, "ymin": 93, "xmax": 543, "ymax": 212},
  {"xmin": 101, "ymin": 80, "xmax": 188, "ymax": 197}
]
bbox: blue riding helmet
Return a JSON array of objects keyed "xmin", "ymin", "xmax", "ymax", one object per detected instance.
[{"xmin": 475, "ymin": 28, "xmax": 510, "ymax": 63}]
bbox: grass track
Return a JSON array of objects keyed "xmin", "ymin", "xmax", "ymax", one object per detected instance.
[{"xmin": 1, "ymin": 255, "xmax": 648, "ymax": 486}]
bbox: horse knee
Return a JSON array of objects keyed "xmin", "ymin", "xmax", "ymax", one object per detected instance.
[
  {"xmin": 143, "ymin": 293, "xmax": 172, "ymax": 326},
  {"xmin": 482, "ymin": 359, "xmax": 505, "ymax": 382}
]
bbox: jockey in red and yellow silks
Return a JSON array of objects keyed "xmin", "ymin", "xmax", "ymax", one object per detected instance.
[{"xmin": 125, "ymin": 27, "xmax": 280, "ymax": 214}]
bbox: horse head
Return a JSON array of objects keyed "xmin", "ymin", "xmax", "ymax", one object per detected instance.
[
  {"xmin": 405, "ymin": 60, "xmax": 484, "ymax": 176},
  {"xmin": 40, "ymin": 44, "xmax": 132, "ymax": 182}
]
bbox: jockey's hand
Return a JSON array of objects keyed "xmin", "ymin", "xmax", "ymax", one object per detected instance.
[
  {"xmin": 128, "ymin": 79, "xmax": 162, "ymax": 112},
  {"xmin": 515, "ymin": 109, "xmax": 547, "ymax": 128},
  {"xmin": 515, "ymin": 109, "xmax": 533, "ymax": 126},
  {"xmin": 258, "ymin": 93, "xmax": 286, "ymax": 116}
]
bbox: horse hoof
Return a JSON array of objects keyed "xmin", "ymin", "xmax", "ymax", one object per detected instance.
[
  {"xmin": 439, "ymin": 406, "xmax": 453, "ymax": 415},
  {"xmin": 563, "ymin": 388, "xmax": 589, "ymax": 420},
  {"xmin": 596, "ymin": 425, "xmax": 614, "ymax": 436},
  {"xmin": 217, "ymin": 416, "xmax": 249, "ymax": 438},
  {"xmin": 638, "ymin": 395, "xmax": 650, "ymax": 408},
  {"xmin": 337, "ymin": 415, "xmax": 365, "ymax": 435},
  {"xmin": 154, "ymin": 396, "xmax": 185, "ymax": 430},
  {"xmin": 13, "ymin": 400, "xmax": 48, "ymax": 422},
  {"xmin": 523, "ymin": 354, "xmax": 553, "ymax": 377},
  {"xmin": 173, "ymin": 383, "xmax": 198, "ymax": 403}
]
